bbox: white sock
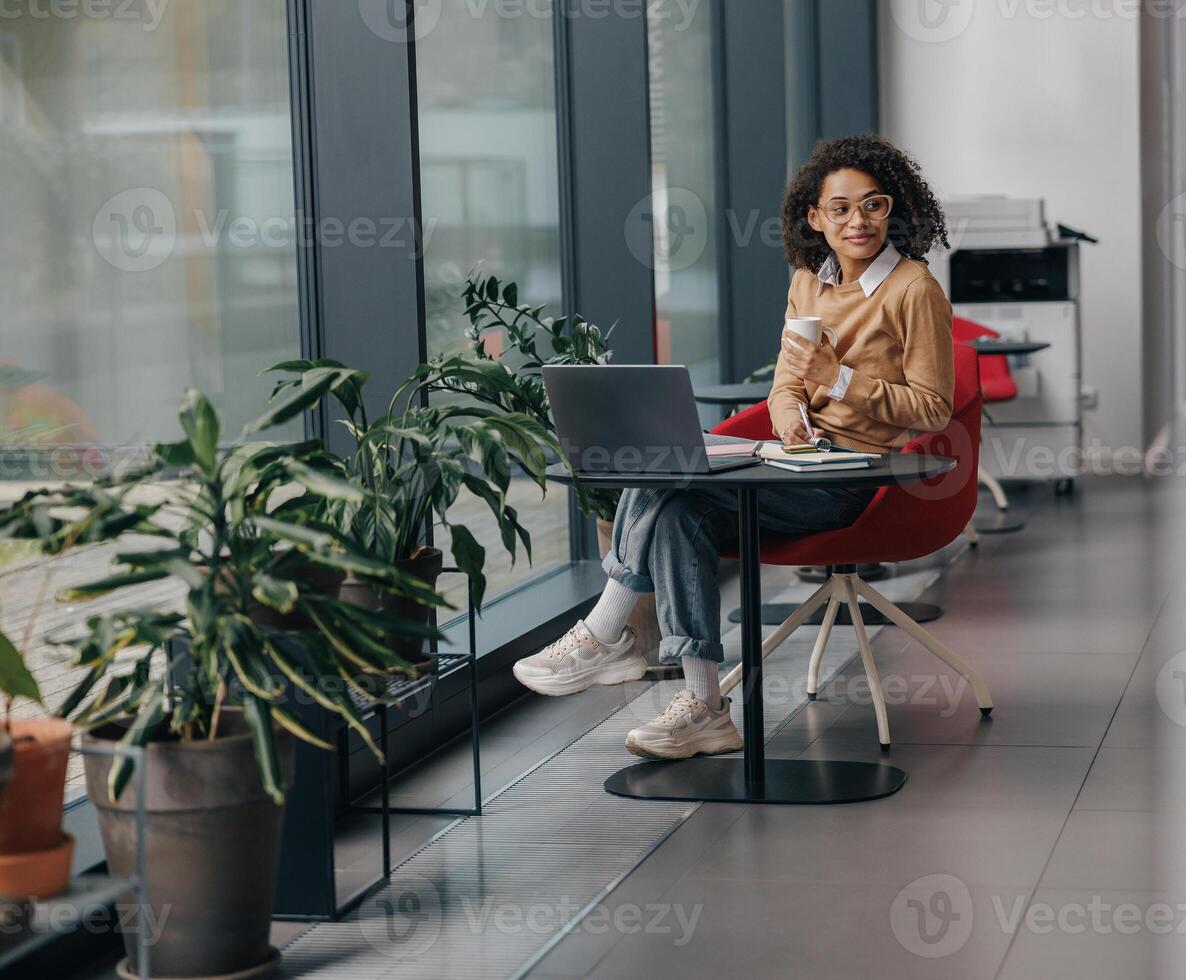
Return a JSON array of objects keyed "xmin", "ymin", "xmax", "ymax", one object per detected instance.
[
  {"xmin": 682, "ymin": 656, "xmax": 722, "ymax": 710},
  {"xmin": 584, "ymin": 578, "xmax": 640, "ymax": 644}
]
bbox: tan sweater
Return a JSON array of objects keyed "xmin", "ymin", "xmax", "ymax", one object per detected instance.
[{"xmin": 768, "ymin": 256, "xmax": 954, "ymax": 454}]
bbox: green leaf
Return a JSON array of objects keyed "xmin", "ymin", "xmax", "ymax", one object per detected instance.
[
  {"xmin": 285, "ymin": 461, "xmax": 365, "ymax": 503},
  {"xmin": 153, "ymin": 439, "xmax": 198, "ymax": 469},
  {"xmin": 58, "ymin": 569, "xmax": 170, "ymax": 602},
  {"xmin": 242, "ymin": 696, "xmax": 286, "ymax": 805},
  {"xmin": 242, "ymin": 369, "xmax": 336, "ymax": 436},
  {"xmin": 252, "ymin": 572, "xmax": 299, "ymax": 615},
  {"xmin": 0, "ymin": 629, "xmax": 41, "ymax": 704},
  {"xmin": 449, "ymin": 524, "xmax": 487, "ymax": 611},
  {"xmin": 108, "ymin": 685, "xmax": 165, "ymax": 802},
  {"xmin": 271, "ymin": 705, "xmax": 333, "ymax": 751},
  {"xmin": 178, "ymin": 388, "xmax": 220, "ymax": 475}
]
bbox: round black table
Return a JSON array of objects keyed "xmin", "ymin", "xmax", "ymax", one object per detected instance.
[
  {"xmin": 967, "ymin": 339, "xmax": 1051, "ymax": 534},
  {"xmin": 967, "ymin": 339, "xmax": 1051, "ymax": 357},
  {"xmin": 692, "ymin": 382, "xmax": 771, "ymax": 407},
  {"xmin": 547, "ymin": 454, "xmax": 955, "ymax": 805}
]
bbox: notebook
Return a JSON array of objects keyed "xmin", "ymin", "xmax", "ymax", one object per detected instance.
[
  {"xmin": 760, "ymin": 443, "xmax": 880, "ymax": 473},
  {"xmin": 704, "ymin": 439, "xmax": 881, "ymax": 473}
]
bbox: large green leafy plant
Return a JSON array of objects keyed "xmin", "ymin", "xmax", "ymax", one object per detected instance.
[
  {"xmin": 261, "ymin": 359, "xmax": 558, "ymax": 611},
  {"xmin": 0, "ymin": 386, "xmax": 444, "ymax": 802},
  {"xmin": 409, "ymin": 272, "xmax": 620, "ymax": 523}
]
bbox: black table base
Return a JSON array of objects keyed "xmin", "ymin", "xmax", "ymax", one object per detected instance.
[
  {"xmin": 545, "ymin": 457, "xmax": 953, "ymax": 810},
  {"xmin": 728, "ymin": 600, "xmax": 943, "ymax": 626},
  {"xmin": 604, "ymin": 758, "xmax": 907, "ymax": 805}
]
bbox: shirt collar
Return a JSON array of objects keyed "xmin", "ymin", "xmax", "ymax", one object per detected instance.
[{"xmin": 816, "ymin": 241, "xmax": 902, "ymax": 298}]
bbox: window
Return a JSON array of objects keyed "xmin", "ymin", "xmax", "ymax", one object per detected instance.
[
  {"xmin": 0, "ymin": 0, "xmax": 300, "ymax": 761},
  {"xmin": 417, "ymin": 0, "xmax": 571, "ymax": 605},
  {"xmin": 648, "ymin": 0, "xmax": 720, "ymax": 387}
]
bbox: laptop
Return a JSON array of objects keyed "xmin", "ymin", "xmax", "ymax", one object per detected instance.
[{"xmin": 541, "ymin": 365, "xmax": 760, "ymax": 475}]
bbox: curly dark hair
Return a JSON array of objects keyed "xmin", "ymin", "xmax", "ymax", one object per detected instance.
[{"xmin": 781, "ymin": 134, "xmax": 948, "ymax": 272}]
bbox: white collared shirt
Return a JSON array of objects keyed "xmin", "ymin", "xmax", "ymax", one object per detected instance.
[
  {"xmin": 814, "ymin": 242, "xmax": 903, "ymax": 399},
  {"xmin": 816, "ymin": 240, "xmax": 902, "ymax": 297}
]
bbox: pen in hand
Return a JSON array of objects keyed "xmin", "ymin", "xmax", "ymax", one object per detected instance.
[{"xmin": 795, "ymin": 401, "xmax": 833, "ymax": 452}]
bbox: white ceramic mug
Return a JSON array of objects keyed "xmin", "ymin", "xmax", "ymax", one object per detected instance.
[{"xmin": 784, "ymin": 316, "xmax": 837, "ymax": 348}]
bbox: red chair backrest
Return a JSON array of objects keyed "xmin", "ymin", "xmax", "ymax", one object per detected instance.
[
  {"xmin": 711, "ymin": 342, "xmax": 983, "ymax": 565},
  {"xmin": 953, "ymin": 315, "xmax": 1015, "ymax": 401}
]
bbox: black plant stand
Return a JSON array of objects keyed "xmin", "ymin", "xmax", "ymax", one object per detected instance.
[
  {"xmin": 341, "ymin": 570, "xmax": 483, "ymax": 878},
  {"xmin": 274, "ymin": 568, "xmax": 481, "ymax": 921}
]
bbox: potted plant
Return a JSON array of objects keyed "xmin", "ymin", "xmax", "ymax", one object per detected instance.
[
  {"xmin": 411, "ymin": 272, "xmax": 667, "ymax": 668},
  {"xmin": 261, "ymin": 358, "xmax": 558, "ymax": 662},
  {"xmin": 0, "ymin": 385, "xmax": 445, "ymax": 980},
  {"xmin": 0, "ymin": 625, "xmax": 73, "ymax": 902}
]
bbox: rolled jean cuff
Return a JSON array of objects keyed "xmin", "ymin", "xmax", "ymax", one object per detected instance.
[
  {"xmin": 659, "ymin": 635, "xmax": 725, "ymax": 665},
  {"xmin": 601, "ymin": 553, "xmax": 654, "ymax": 594}
]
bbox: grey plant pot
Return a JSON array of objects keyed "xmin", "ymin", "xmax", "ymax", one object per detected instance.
[{"xmin": 83, "ymin": 711, "xmax": 294, "ymax": 980}]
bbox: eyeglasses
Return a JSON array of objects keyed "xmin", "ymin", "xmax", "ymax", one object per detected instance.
[{"xmin": 812, "ymin": 194, "xmax": 894, "ymax": 225}]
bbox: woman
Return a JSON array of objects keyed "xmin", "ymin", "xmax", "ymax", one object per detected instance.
[{"xmin": 513, "ymin": 134, "xmax": 955, "ymax": 760}]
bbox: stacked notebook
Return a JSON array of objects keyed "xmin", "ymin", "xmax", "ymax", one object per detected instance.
[{"xmin": 706, "ymin": 440, "xmax": 881, "ymax": 473}]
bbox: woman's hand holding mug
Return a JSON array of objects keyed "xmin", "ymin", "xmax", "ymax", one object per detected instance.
[{"xmin": 782, "ymin": 317, "xmax": 841, "ymax": 388}]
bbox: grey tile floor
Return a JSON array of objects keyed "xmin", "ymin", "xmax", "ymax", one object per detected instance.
[{"xmin": 523, "ymin": 476, "xmax": 1186, "ymax": 979}]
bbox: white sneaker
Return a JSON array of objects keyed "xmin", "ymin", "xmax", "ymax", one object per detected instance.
[
  {"xmin": 512, "ymin": 620, "xmax": 645, "ymax": 697},
  {"xmin": 624, "ymin": 689, "xmax": 742, "ymax": 760}
]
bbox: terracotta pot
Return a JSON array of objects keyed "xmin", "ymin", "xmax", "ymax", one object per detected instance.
[
  {"xmin": 84, "ymin": 710, "xmax": 294, "ymax": 980},
  {"xmin": 0, "ymin": 730, "xmax": 12, "ymax": 804},
  {"xmin": 0, "ymin": 717, "xmax": 73, "ymax": 900},
  {"xmin": 596, "ymin": 520, "xmax": 665, "ymax": 670},
  {"xmin": 338, "ymin": 547, "xmax": 443, "ymax": 671},
  {"xmin": 0, "ymin": 834, "xmax": 74, "ymax": 903}
]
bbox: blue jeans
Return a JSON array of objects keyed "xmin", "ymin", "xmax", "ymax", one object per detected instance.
[{"xmin": 601, "ymin": 485, "xmax": 877, "ymax": 665}]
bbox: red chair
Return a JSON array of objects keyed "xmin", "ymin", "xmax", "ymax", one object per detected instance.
[
  {"xmin": 953, "ymin": 315, "xmax": 1015, "ymax": 513},
  {"xmin": 711, "ymin": 342, "xmax": 993, "ymax": 749}
]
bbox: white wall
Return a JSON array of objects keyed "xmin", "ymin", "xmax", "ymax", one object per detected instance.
[{"xmin": 879, "ymin": 3, "xmax": 1143, "ymax": 456}]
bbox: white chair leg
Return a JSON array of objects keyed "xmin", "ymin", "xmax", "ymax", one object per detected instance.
[
  {"xmin": 979, "ymin": 465, "xmax": 1010, "ymax": 512},
  {"xmin": 854, "ymin": 577, "xmax": 994, "ymax": 713},
  {"xmin": 841, "ymin": 575, "xmax": 891, "ymax": 750},
  {"xmin": 963, "ymin": 521, "xmax": 979, "ymax": 547},
  {"xmin": 719, "ymin": 578, "xmax": 833, "ymax": 696},
  {"xmin": 806, "ymin": 592, "xmax": 841, "ymax": 700}
]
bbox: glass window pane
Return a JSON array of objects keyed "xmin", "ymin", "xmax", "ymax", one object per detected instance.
[
  {"xmin": 0, "ymin": 0, "xmax": 300, "ymax": 785},
  {"xmin": 417, "ymin": 0, "xmax": 570, "ymax": 607},
  {"xmin": 648, "ymin": 0, "xmax": 720, "ymax": 386}
]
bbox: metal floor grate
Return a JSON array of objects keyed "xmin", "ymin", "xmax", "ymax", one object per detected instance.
[{"xmin": 278, "ymin": 563, "xmax": 950, "ymax": 979}]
